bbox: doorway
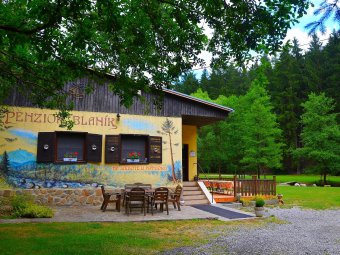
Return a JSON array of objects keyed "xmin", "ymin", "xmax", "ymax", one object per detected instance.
[{"xmin": 182, "ymin": 144, "xmax": 189, "ymax": 181}]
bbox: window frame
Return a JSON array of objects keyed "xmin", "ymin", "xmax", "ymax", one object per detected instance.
[
  {"xmin": 54, "ymin": 131, "xmax": 87, "ymax": 164},
  {"xmin": 119, "ymin": 134, "xmax": 149, "ymax": 165}
]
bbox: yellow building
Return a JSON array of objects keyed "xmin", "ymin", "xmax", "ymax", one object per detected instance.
[{"xmin": 1, "ymin": 83, "xmax": 231, "ymax": 189}]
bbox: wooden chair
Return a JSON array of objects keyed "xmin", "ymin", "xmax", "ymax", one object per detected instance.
[
  {"xmin": 150, "ymin": 187, "xmax": 169, "ymax": 215},
  {"xmin": 168, "ymin": 185, "xmax": 183, "ymax": 211},
  {"xmin": 125, "ymin": 187, "xmax": 146, "ymax": 216},
  {"xmin": 101, "ymin": 186, "xmax": 121, "ymax": 212}
]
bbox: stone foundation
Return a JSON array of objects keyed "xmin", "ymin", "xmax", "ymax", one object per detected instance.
[{"xmin": 0, "ymin": 188, "xmax": 117, "ymax": 206}]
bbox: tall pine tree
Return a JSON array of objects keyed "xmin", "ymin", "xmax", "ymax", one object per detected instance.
[
  {"xmin": 240, "ymin": 67, "xmax": 283, "ymax": 178},
  {"xmin": 294, "ymin": 93, "xmax": 340, "ymax": 183}
]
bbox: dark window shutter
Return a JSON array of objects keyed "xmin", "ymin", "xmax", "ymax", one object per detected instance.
[
  {"xmin": 105, "ymin": 135, "xmax": 120, "ymax": 163},
  {"xmin": 86, "ymin": 134, "xmax": 103, "ymax": 162},
  {"xmin": 148, "ymin": 136, "xmax": 162, "ymax": 163},
  {"xmin": 37, "ymin": 132, "xmax": 55, "ymax": 163}
]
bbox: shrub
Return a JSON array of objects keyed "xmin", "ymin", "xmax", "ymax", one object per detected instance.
[
  {"xmin": 13, "ymin": 203, "xmax": 54, "ymax": 218},
  {"xmin": 255, "ymin": 197, "xmax": 265, "ymax": 207},
  {"xmin": 9, "ymin": 194, "xmax": 53, "ymax": 218}
]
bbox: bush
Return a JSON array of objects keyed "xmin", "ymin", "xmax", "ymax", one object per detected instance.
[
  {"xmin": 255, "ymin": 197, "xmax": 265, "ymax": 207},
  {"xmin": 9, "ymin": 194, "xmax": 53, "ymax": 218},
  {"xmin": 13, "ymin": 203, "xmax": 54, "ymax": 218}
]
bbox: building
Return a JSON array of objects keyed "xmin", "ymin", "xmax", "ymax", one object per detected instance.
[{"xmin": 1, "ymin": 79, "xmax": 232, "ymax": 190}]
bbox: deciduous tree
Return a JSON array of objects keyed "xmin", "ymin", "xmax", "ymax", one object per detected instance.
[{"xmin": 0, "ymin": 0, "xmax": 309, "ymax": 128}]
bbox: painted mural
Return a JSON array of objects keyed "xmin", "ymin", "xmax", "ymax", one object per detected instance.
[{"xmin": 0, "ymin": 107, "xmax": 182, "ymax": 189}]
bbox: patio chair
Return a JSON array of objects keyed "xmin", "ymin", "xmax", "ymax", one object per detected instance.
[
  {"xmin": 150, "ymin": 187, "xmax": 169, "ymax": 215},
  {"xmin": 168, "ymin": 185, "xmax": 183, "ymax": 211},
  {"xmin": 125, "ymin": 187, "xmax": 146, "ymax": 216},
  {"xmin": 101, "ymin": 186, "xmax": 121, "ymax": 212}
]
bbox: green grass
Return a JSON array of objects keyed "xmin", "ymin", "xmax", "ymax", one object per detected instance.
[
  {"xmin": 276, "ymin": 186, "xmax": 340, "ymax": 210},
  {"xmin": 0, "ymin": 219, "xmax": 266, "ymax": 255},
  {"xmin": 199, "ymin": 174, "xmax": 340, "ymax": 185}
]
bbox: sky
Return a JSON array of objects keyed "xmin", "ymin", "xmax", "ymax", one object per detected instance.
[{"xmin": 193, "ymin": 0, "xmax": 340, "ymax": 78}]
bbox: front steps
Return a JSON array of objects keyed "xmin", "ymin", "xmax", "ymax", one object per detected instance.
[{"xmin": 182, "ymin": 181, "xmax": 210, "ymax": 205}]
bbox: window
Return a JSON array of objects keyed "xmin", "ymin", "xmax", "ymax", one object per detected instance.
[
  {"xmin": 121, "ymin": 135, "xmax": 148, "ymax": 163},
  {"xmin": 56, "ymin": 132, "xmax": 86, "ymax": 162},
  {"xmin": 37, "ymin": 132, "xmax": 102, "ymax": 164},
  {"xmin": 105, "ymin": 134, "xmax": 163, "ymax": 164}
]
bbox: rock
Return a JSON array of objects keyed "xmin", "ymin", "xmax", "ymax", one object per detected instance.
[
  {"xmin": 312, "ymin": 184, "xmax": 317, "ymax": 187},
  {"xmin": 62, "ymin": 184, "xmax": 68, "ymax": 188},
  {"xmin": 3, "ymin": 190, "xmax": 13, "ymax": 197},
  {"xmin": 91, "ymin": 183, "xmax": 98, "ymax": 187},
  {"xmin": 26, "ymin": 182, "xmax": 35, "ymax": 189},
  {"xmin": 45, "ymin": 182, "xmax": 53, "ymax": 188},
  {"xmin": 20, "ymin": 178, "xmax": 26, "ymax": 184},
  {"xmin": 95, "ymin": 189, "xmax": 102, "ymax": 196},
  {"xmin": 294, "ymin": 183, "xmax": 300, "ymax": 186},
  {"xmin": 300, "ymin": 184, "xmax": 307, "ymax": 187},
  {"xmin": 0, "ymin": 205, "xmax": 13, "ymax": 213},
  {"xmin": 35, "ymin": 185, "xmax": 41, "ymax": 189}
]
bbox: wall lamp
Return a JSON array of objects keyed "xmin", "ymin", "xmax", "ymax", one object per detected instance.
[{"xmin": 116, "ymin": 113, "xmax": 121, "ymax": 121}]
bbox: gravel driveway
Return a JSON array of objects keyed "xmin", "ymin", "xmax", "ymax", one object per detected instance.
[{"xmin": 161, "ymin": 207, "xmax": 340, "ymax": 255}]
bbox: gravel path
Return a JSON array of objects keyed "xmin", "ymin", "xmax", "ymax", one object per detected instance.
[{"xmin": 161, "ymin": 208, "xmax": 340, "ymax": 255}]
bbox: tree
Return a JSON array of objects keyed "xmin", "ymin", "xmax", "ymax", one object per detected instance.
[
  {"xmin": 294, "ymin": 93, "xmax": 340, "ymax": 184},
  {"xmin": 240, "ymin": 68, "xmax": 283, "ymax": 178},
  {"xmin": 174, "ymin": 72, "xmax": 200, "ymax": 95},
  {"xmin": 306, "ymin": 0, "xmax": 340, "ymax": 34},
  {"xmin": 0, "ymin": 0, "xmax": 309, "ymax": 128},
  {"xmin": 158, "ymin": 118, "xmax": 179, "ymax": 183},
  {"xmin": 0, "ymin": 151, "xmax": 10, "ymax": 177}
]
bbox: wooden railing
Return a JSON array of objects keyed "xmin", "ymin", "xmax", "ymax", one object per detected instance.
[
  {"xmin": 233, "ymin": 176, "xmax": 276, "ymax": 197},
  {"xmin": 200, "ymin": 175, "xmax": 276, "ymax": 197}
]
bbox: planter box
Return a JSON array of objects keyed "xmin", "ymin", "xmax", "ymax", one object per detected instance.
[
  {"xmin": 127, "ymin": 159, "xmax": 139, "ymax": 163},
  {"xmin": 63, "ymin": 158, "xmax": 77, "ymax": 162}
]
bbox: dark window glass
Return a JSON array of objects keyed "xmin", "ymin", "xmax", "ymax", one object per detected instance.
[
  {"xmin": 121, "ymin": 135, "xmax": 148, "ymax": 163},
  {"xmin": 57, "ymin": 133, "xmax": 85, "ymax": 162}
]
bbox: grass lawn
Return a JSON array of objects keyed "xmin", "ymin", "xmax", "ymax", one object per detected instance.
[
  {"xmin": 0, "ymin": 219, "xmax": 268, "ymax": 255},
  {"xmin": 276, "ymin": 186, "xmax": 340, "ymax": 210}
]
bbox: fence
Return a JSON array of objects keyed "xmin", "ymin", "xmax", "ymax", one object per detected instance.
[{"xmin": 201, "ymin": 175, "xmax": 276, "ymax": 197}]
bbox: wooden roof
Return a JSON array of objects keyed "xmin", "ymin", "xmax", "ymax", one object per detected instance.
[{"xmin": 5, "ymin": 79, "xmax": 233, "ymax": 127}]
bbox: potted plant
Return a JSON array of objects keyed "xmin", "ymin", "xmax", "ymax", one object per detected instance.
[
  {"xmin": 126, "ymin": 152, "xmax": 141, "ymax": 163},
  {"xmin": 254, "ymin": 197, "xmax": 265, "ymax": 217},
  {"xmin": 63, "ymin": 152, "xmax": 78, "ymax": 162}
]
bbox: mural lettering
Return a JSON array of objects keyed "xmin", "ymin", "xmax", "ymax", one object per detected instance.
[
  {"xmin": 112, "ymin": 165, "xmax": 167, "ymax": 171},
  {"xmin": 4, "ymin": 111, "xmax": 117, "ymax": 129}
]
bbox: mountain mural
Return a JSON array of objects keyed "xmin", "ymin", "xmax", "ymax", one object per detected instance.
[{"xmin": 6, "ymin": 149, "xmax": 36, "ymax": 170}]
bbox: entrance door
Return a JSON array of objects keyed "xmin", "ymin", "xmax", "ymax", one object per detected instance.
[{"xmin": 182, "ymin": 144, "xmax": 189, "ymax": 181}]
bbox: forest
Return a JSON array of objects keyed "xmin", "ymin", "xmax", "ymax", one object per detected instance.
[{"xmin": 174, "ymin": 32, "xmax": 340, "ymax": 180}]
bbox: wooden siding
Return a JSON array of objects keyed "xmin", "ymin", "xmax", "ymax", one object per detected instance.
[{"xmin": 5, "ymin": 78, "xmax": 229, "ymax": 126}]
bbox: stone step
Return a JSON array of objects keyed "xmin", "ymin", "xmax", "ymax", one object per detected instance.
[
  {"xmin": 183, "ymin": 181, "xmax": 197, "ymax": 187},
  {"xmin": 183, "ymin": 194, "xmax": 206, "ymax": 200},
  {"xmin": 184, "ymin": 199, "xmax": 210, "ymax": 205},
  {"xmin": 183, "ymin": 186, "xmax": 200, "ymax": 191},
  {"xmin": 182, "ymin": 190, "xmax": 203, "ymax": 196}
]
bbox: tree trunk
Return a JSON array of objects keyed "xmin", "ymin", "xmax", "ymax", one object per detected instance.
[
  {"xmin": 169, "ymin": 133, "xmax": 177, "ymax": 182},
  {"xmin": 323, "ymin": 170, "xmax": 327, "ymax": 185},
  {"xmin": 257, "ymin": 165, "xmax": 260, "ymax": 179}
]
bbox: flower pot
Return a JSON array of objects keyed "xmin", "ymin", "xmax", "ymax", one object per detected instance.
[
  {"xmin": 254, "ymin": 206, "xmax": 265, "ymax": 217},
  {"xmin": 127, "ymin": 158, "xmax": 139, "ymax": 163},
  {"xmin": 63, "ymin": 157, "xmax": 77, "ymax": 162}
]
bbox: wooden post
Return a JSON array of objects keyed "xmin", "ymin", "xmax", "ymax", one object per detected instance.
[
  {"xmin": 252, "ymin": 175, "xmax": 257, "ymax": 196},
  {"xmin": 233, "ymin": 175, "xmax": 237, "ymax": 197},
  {"xmin": 273, "ymin": 176, "xmax": 276, "ymax": 195}
]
